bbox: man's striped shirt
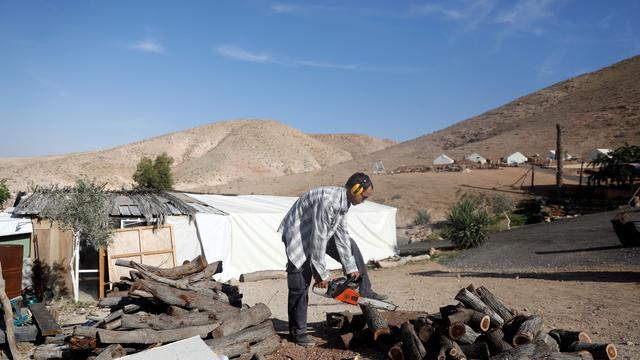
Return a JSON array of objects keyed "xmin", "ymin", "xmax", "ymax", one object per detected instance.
[{"xmin": 278, "ymin": 186, "xmax": 357, "ymax": 280}]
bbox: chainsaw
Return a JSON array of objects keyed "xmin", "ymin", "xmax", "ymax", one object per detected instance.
[{"xmin": 313, "ymin": 276, "xmax": 398, "ymax": 311}]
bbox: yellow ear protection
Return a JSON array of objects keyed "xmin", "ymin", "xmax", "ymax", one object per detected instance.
[
  {"xmin": 350, "ymin": 183, "xmax": 364, "ymax": 196},
  {"xmin": 350, "ymin": 177, "xmax": 370, "ymax": 196}
]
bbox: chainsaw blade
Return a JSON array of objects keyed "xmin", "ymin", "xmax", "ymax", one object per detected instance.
[{"xmin": 357, "ymin": 297, "xmax": 398, "ymax": 311}]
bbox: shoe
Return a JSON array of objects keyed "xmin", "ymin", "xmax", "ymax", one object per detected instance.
[
  {"xmin": 366, "ymin": 291, "xmax": 389, "ymax": 301},
  {"xmin": 291, "ymin": 334, "xmax": 315, "ymax": 347}
]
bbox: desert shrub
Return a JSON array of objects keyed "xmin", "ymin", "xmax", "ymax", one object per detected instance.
[
  {"xmin": 0, "ymin": 179, "xmax": 9, "ymax": 209},
  {"xmin": 414, "ymin": 208, "xmax": 431, "ymax": 226},
  {"xmin": 133, "ymin": 152, "xmax": 174, "ymax": 190},
  {"xmin": 490, "ymin": 194, "xmax": 515, "ymax": 229},
  {"xmin": 443, "ymin": 196, "xmax": 490, "ymax": 249},
  {"xmin": 509, "ymin": 214, "xmax": 528, "ymax": 227}
]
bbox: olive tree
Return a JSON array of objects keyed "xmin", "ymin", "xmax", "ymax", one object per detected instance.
[
  {"xmin": 491, "ymin": 194, "xmax": 515, "ymax": 230},
  {"xmin": 39, "ymin": 180, "xmax": 113, "ymax": 301},
  {"xmin": 133, "ymin": 152, "xmax": 174, "ymax": 190}
]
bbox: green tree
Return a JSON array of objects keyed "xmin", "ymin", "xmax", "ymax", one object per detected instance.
[
  {"xmin": 589, "ymin": 144, "xmax": 640, "ymax": 186},
  {"xmin": 133, "ymin": 153, "xmax": 174, "ymax": 190},
  {"xmin": 0, "ymin": 179, "xmax": 9, "ymax": 209},
  {"xmin": 443, "ymin": 193, "xmax": 491, "ymax": 249}
]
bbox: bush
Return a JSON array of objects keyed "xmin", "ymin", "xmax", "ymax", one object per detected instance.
[
  {"xmin": 0, "ymin": 179, "xmax": 9, "ymax": 209},
  {"xmin": 133, "ymin": 153, "xmax": 174, "ymax": 190},
  {"xmin": 414, "ymin": 208, "xmax": 431, "ymax": 226},
  {"xmin": 443, "ymin": 196, "xmax": 490, "ymax": 249},
  {"xmin": 509, "ymin": 213, "xmax": 528, "ymax": 227}
]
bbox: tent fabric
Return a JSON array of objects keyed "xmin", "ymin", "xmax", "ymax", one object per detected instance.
[
  {"xmin": 506, "ymin": 152, "xmax": 528, "ymax": 164},
  {"xmin": 0, "ymin": 213, "xmax": 32, "ymax": 237},
  {"xmin": 185, "ymin": 193, "xmax": 397, "ymax": 281},
  {"xmin": 165, "ymin": 216, "xmax": 202, "ymax": 265},
  {"xmin": 433, "ymin": 154, "xmax": 454, "ymax": 165}
]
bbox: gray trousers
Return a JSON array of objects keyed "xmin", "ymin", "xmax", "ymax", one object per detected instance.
[{"xmin": 286, "ymin": 236, "xmax": 372, "ymax": 337}]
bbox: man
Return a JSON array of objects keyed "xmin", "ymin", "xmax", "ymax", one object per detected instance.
[{"xmin": 278, "ymin": 172, "xmax": 387, "ymax": 347}]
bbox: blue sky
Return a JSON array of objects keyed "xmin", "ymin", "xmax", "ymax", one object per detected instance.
[{"xmin": 1, "ymin": 0, "xmax": 638, "ymax": 157}]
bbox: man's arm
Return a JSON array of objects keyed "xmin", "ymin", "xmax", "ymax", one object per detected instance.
[{"xmin": 332, "ymin": 219, "xmax": 358, "ymax": 275}]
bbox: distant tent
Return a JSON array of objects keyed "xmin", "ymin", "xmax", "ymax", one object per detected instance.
[
  {"xmin": 547, "ymin": 150, "xmax": 573, "ymax": 161},
  {"xmin": 465, "ymin": 153, "xmax": 487, "ymax": 164},
  {"xmin": 433, "ymin": 154, "xmax": 454, "ymax": 165},
  {"xmin": 586, "ymin": 148, "xmax": 612, "ymax": 162},
  {"xmin": 506, "ymin": 152, "xmax": 528, "ymax": 165}
]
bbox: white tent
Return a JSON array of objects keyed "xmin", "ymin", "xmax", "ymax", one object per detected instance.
[
  {"xmin": 465, "ymin": 153, "xmax": 487, "ymax": 164},
  {"xmin": 433, "ymin": 154, "xmax": 454, "ymax": 165},
  {"xmin": 547, "ymin": 150, "xmax": 573, "ymax": 161},
  {"xmin": 586, "ymin": 148, "xmax": 612, "ymax": 162},
  {"xmin": 506, "ymin": 152, "xmax": 528, "ymax": 165},
  {"xmin": 184, "ymin": 194, "xmax": 397, "ymax": 281}
]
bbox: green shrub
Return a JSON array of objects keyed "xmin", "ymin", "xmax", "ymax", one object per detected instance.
[
  {"xmin": 133, "ymin": 153, "xmax": 174, "ymax": 190},
  {"xmin": 414, "ymin": 208, "xmax": 432, "ymax": 226},
  {"xmin": 0, "ymin": 179, "xmax": 9, "ymax": 209},
  {"xmin": 509, "ymin": 213, "xmax": 528, "ymax": 227},
  {"xmin": 443, "ymin": 197, "xmax": 490, "ymax": 249}
]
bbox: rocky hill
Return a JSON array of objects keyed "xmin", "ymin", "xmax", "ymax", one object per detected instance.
[{"xmin": 0, "ymin": 119, "xmax": 394, "ymax": 192}]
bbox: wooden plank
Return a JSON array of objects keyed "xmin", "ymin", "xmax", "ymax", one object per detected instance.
[
  {"xmin": 99, "ymin": 248, "xmax": 105, "ymax": 299},
  {"xmin": 0, "ymin": 325, "xmax": 38, "ymax": 343},
  {"xmin": 28, "ymin": 303, "xmax": 62, "ymax": 336}
]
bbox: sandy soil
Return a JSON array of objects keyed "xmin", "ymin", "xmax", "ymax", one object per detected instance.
[{"xmin": 239, "ymin": 261, "xmax": 640, "ymax": 359}]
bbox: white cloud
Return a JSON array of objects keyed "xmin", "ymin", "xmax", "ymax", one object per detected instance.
[
  {"xmin": 130, "ymin": 39, "xmax": 165, "ymax": 54},
  {"xmin": 495, "ymin": 0, "xmax": 556, "ymax": 31},
  {"xmin": 216, "ymin": 45, "xmax": 276, "ymax": 63},
  {"xmin": 411, "ymin": 0, "xmax": 496, "ymax": 31},
  {"xmin": 269, "ymin": 3, "xmax": 300, "ymax": 14}
]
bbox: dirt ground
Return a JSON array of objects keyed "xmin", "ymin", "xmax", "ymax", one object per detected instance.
[{"xmin": 239, "ymin": 261, "xmax": 640, "ymax": 360}]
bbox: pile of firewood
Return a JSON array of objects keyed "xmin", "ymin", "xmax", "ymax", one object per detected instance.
[
  {"xmin": 327, "ymin": 284, "xmax": 618, "ymax": 360},
  {"xmin": 31, "ymin": 255, "xmax": 279, "ymax": 360}
]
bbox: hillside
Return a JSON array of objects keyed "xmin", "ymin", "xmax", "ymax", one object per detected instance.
[
  {"xmin": 421, "ymin": 55, "xmax": 640, "ymax": 161},
  {"xmin": 0, "ymin": 119, "xmax": 391, "ymax": 192}
]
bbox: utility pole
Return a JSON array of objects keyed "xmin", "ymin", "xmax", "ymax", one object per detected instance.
[{"xmin": 556, "ymin": 124, "xmax": 563, "ymax": 191}]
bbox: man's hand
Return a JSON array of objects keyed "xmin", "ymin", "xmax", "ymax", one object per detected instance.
[
  {"xmin": 348, "ymin": 271, "xmax": 361, "ymax": 281},
  {"xmin": 313, "ymin": 279, "xmax": 329, "ymax": 289}
]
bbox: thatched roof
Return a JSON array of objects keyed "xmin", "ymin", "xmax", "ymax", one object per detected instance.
[{"xmin": 13, "ymin": 190, "xmax": 198, "ymax": 223}]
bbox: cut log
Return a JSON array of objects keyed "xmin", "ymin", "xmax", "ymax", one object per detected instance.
[
  {"xmin": 359, "ymin": 304, "xmax": 392, "ymax": 345},
  {"xmin": 478, "ymin": 328, "xmax": 512, "ymax": 355},
  {"xmin": 413, "ymin": 316, "xmax": 435, "ymax": 343},
  {"xmin": 400, "ymin": 322, "xmax": 426, "ymax": 360},
  {"xmin": 131, "ymin": 279, "xmax": 240, "ymax": 314},
  {"xmin": 476, "ymin": 286, "xmax": 516, "ymax": 322},
  {"xmin": 166, "ymin": 305, "xmax": 190, "ymax": 316},
  {"xmin": 549, "ymin": 329, "xmax": 592, "ymax": 351},
  {"xmin": 448, "ymin": 321, "xmax": 466, "ymax": 340},
  {"xmin": 458, "ymin": 325, "xmax": 480, "ymax": 344},
  {"xmin": 210, "ymin": 341, "xmax": 250, "ymax": 358},
  {"xmin": 388, "ymin": 341, "xmax": 404, "ymax": 360},
  {"xmin": 121, "ymin": 311, "xmax": 218, "ymax": 330},
  {"xmin": 0, "ymin": 260, "xmax": 26, "ymax": 360},
  {"xmin": 327, "ymin": 311, "xmax": 353, "ymax": 330},
  {"xmin": 439, "ymin": 335, "xmax": 466, "ymax": 360},
  {"xmin": 94, "ymin": 344, "xmax": 127, "ymax": 360},
  {"xmin": 115, "ymin": 255, "xmax": 207, "ymax": 280},
  {"xmin": 460, "ymin": 342, "xmax": 490, "ymax": 360},
  {"xmin": 97, "ymin": 323, "xmax": 219, "ymax": 344},
  {"xmin": 33, "ymin": 345, "xmax": 70, "ymax": 360},
  {"xmin": 488, "ymin": 340, "xmax": 551, "ymax": 360},
  {"xmin": 455, "ymin": 288, "xmax": 504, "ymax": 326},
  {"xmin": 44, "ymin": 335, "xmax": 69, "ymax": 345},
  {"xmin": 566, "ymin": 342, "xmax": 617, "ymax": 360},
  {"xmin": 74, "ymin": 326, "xmax": 99, "ymax": 338},
  {"xmin": 206, "ymin": 321, "xmax": 275, "ymax": 352},
  {"xmin": 512, "ymin": 314, "xmax": 544, "ymax": 346},
  {"xmin": 104, "ymin": 318, "xmax": 122, "ymax": 330},
  {"xmin": 536, "ymin": 331, "xmax": 560, "ymax": 352},
  {"xmin": 183, "ymin": 261, "xmax": 223, "ymax": 283},
  {"xmin": 547, "ymin": 351, "xmax": 594, "ymax": 360},
  {"xmin": 212, "ymin": 303, "xmax": 271, "ymax": 338},
  {"xmin": 69, "ymin": 336, "xmax": 97, "ymax": 350},
  {"xmin": 248, "ymin": 334, "xmax": 280, "ymax": 357},
  {"xmin": 239, "ymin": 270, "xmax": 287, "ymax": 282},
  {"xmin": 446, "ymin": 308, "xmax": 491, "ymax": 333}
]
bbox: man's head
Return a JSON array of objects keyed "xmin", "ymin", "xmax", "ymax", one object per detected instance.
[{"xmin": 345, "ymin": 172, "xmax": 373, "ymax": 206}]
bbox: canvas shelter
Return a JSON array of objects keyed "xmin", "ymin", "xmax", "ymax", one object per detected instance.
[
  {"xmin": 586, "ymin": 148, "xmax": 612, "ymax": 162},
  {"xmin": 464, "ymin": 153, "xmax": 487, "ymax": 164},
  {"xmin": 184, "ymin": 193, "xmax": 398, "ymax": 281},
  {"xmin": 433, "ymin": 154, "xmax": 455, "ymax": 165},
  {"xmin": 547, "ymin": 150, "xmax": 573, "ymax": 161},
  {"xmin": 506, "ymin": 152, "xmax": 528, "ymax": 165}
]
